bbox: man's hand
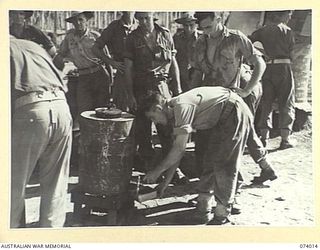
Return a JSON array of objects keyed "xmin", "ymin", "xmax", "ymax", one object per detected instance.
[
  {"xmin": 111, "ymin": 61, "xmax": 125, "ymax": 74},
  {"xmin": 233, "ymin": 87, "xmax": 251, "ymax": 98},
  {"xmin": 63, "ymin": 62, "xmax": 78, "ymax": 76},
  {"xmin": 143, "ymin": 169, "xmax": 162, "ymax": 184},
  {"xmin": 127, "ymin": 95, "xmax": 137, "ymax": 112},
  {"xmin": 157, "ymin": 179, "xmax": 170, "ymax": 198}
]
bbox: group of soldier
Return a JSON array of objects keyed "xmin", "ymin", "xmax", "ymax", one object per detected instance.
[{"xmin": 10, "ymin": 10, "xmax": 295, "ymax": 227}]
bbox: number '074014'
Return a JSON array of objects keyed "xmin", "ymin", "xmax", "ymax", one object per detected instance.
[{"xmin": 300, "ymin": 244, "xmax": 318, "ymax": 248}]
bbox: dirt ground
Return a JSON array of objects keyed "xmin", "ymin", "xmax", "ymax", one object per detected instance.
[{"xmin": 24, "ymin": 114, "xmax": 313, "ymax": 227}]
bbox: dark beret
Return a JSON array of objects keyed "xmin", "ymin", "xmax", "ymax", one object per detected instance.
[{"xmin": 194, "ymin": 12, "xmax": 215, "ymax": 24}]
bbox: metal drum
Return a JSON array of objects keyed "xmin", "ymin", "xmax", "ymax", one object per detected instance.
[{"xmin": 79, "ymin": 111, "xmax": 135, "ymax": 195}]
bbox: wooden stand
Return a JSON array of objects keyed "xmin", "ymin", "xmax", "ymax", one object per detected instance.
[{"xmin": 71, "ymin": 186, "xmax": 135, "ymax": 226}]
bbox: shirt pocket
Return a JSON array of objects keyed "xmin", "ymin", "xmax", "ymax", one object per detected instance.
[
  {"xmin": 219, "ymin": 49, "xmax": 236, "ymax": 68},
  {"xmin": 135, "ymin": 43, "xmax": 152, "ymax": 62},
  {"xmin": 82, "ymin": 37, "xmax": 96, "ymax": 49},
  {"xmin": 157, "ymin": 44, "xmax": 172, "ymax": 62},
  {"xmin": 68, "ymin": 39, "xmax": 78, "ymax": 49},
  {"xmin": 68, "ymin": 40, "xmax": 80, "ymax": 55}
]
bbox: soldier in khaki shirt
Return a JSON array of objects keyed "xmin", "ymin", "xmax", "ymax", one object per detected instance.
[
  {"xmin": 173, "ymin": 12, "xmax": 201, "ymax": 92},
  {"xmin": 142, "ymin": 87, "xmax": 254, "ymax": 225},
  {"xmin": 124, "ymin": 12, "xmax": 187, "ymax": 183},
  {"xmin": 54, "ymin": 11, "xmax": 111, "ymax": 117},
  {"xmin": 192, "ymin": 12, "xmax": 277, "ymax": 185},
  {"xmin": 10, "ymin": 37, "xmax": 72, "ymax": 228},
  {"xmin": 249, "ymin": 11, "xmax": 295, "ymax": 150}
]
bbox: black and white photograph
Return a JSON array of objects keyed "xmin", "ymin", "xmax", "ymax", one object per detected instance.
[{"xmin": 6, "ymin": 5, "xmax": 314, "ymax": 236}]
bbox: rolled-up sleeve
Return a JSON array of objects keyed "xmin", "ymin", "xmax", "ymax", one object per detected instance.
[
  {"xmin": 237, "ymin": 31, "xmax": 263, "ymax": 64},
  {"xmin": 28, "ymin": 26, "xmax": 54, "ymax": 51},
  {"xmin": 172, "ymin": 103, "xmax": 196, "ymax": 135},
  {"xmin": 288, "ymin": 29, "xmax": 295, "ymax": 53},
  {"xmin": 248, "ymin": 29, "xmax": 261, "ymax": 43},
  {"xmin": 10, "ymin": 43, "xmax": 18, "ymax": 88}
]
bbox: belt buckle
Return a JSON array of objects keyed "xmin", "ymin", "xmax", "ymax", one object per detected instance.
[
  {"xmin": 266, "ymin": 59, "xmax": 274, "ymax": 64},
  {"xmin": 267, "ymin": 59, "xmax": 274, "ymax": 64}
]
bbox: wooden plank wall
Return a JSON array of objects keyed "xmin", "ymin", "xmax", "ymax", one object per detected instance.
[{"xmin": 28, "ymin": 11, "xmax": 182, "ymax": 34}]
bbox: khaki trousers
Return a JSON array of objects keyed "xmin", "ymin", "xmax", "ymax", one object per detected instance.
[{"xmin": 11, "ymin": 99, "xmax": 72, "ymax": 228}]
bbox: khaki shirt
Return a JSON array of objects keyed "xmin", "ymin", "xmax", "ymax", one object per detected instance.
[
  {"xmin": 95, "ymin": 18, "xmax": 138, "ymax": 62},
  {"xmin": 194, "ymin": 26, "xmax": 261, "ymax": 88},
  {"xmin": 10, "ymin": 38, "xmax": 65, "ymax": 99},
  {"xmin": 174, "ymin": 30, "xmax": 200, "ymax": 70},
  {"xmin": 9, "ymin": 24, "xmax": 54, "ymax": 51},
  {"xmin": 59, "ymin": 28, "xmax": 101, "ymax": 69},
  {"xmin": 249, "ymin": 23, "xmax": 295, "ymax": 60},
  {"xmin": 124, "ymin": 23, "xmax": 176, "ymax": 79},
  {"xmin": 166, "ymin": 86, "xmax": 233, "ymax": 134}
]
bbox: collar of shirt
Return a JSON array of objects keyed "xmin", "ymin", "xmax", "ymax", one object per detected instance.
[
  {"xmin": 205, "ymin": 25, "xmax": 230, "ymax": 40},
  {"xmin": 193, "ymin": 30, "xmax": 201, "ymax": 39},
  {"xmin": 136, "ymin": 23, "xmax": 166, "ymax": 49},
  {"xmin": 73, "ymin": 28, "xmax": 91, "ymax": 40},
  {"xmin": 120, "ymin": 17, "xmax": 138, "ymax": 32},
  {"xmin": 221, "ymin": 26, "xmax": 231, "ymax": 38},
  {"xmin": 164, "ymin": 101, "xmax": 175, "ymax": 125},
  {"xmin": 178, "ymin": 30, "xmax": 198, "ymax": 39},
  {"xmin": 277, "ymin": 22, "xmax": 291, "ymax": 30},
  {"xmin": 137, "ymin": 22, "xmax": 164, "ymax": 36}
]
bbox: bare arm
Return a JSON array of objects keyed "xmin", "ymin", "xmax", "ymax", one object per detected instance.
[
  {"xmin": 143, "ymin": 133, "xmax": 189, "ymax": 184},
  {"xmin": 124, "ymin": 58, "xmax": 137, "ymax": 110},
  {"xmin": 52, "ymin": 53, "xmax": 65, "ymax": 71},
  {"xmin": 244, "ymin": 54, "xmax": 266, "ymax": 93},
  {"xmin": 157, "ymin": 163, "xmax": 179, "ymax": 197},
  {"xmin": 235, "ymin": 31, "xmax": 266, "ymax": 98},
  {"xmin": 235, "ymin": 54, "xmax": 266, "ymax": 98},
  {"xmin": 169, "ymin": 56, "xmax": 182, "ymax": 96},
  {"xmin": 190, "ymin": 68, "xmax": 204, "ymax": 89},
  {"xmin": 52, "ymin": 38, "xmax": 69, "ymax": 71},
  {"xmin": 92, "ymin": 43, "xmax": 125, "ymax": 73}
]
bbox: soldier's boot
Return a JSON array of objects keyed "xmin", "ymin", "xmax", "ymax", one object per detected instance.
[{"xmin": 193, "ymin": 193, "xmax": 215, "ymax": 224}]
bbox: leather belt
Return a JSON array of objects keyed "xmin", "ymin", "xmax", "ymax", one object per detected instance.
[
  {"xmin": 15, "ymin": 90, "xmax": 66, "ymax": 110},
  {"xmin": 135, "ymin": 72, "xmax": 169, "ymax": 82},
  {"xmin": 266, "ymin": 58, "xmax": 291, "ymax": 64},
  {"xmin": 78, "ymin": 65, "xmax": 101, "ymax": 76}
]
